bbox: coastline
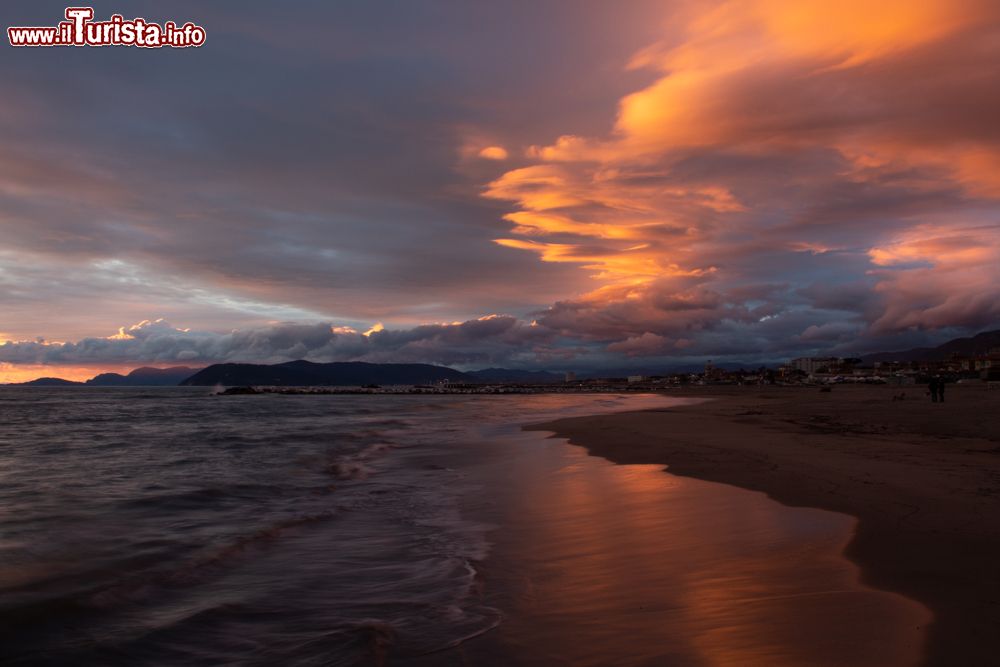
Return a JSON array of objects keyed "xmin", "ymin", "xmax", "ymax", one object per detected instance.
[{"xmin": 528, "ymin": 384, "xmax": 1000, "ymax": 667}]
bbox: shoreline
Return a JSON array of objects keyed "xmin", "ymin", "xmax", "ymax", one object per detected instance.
[{"xmin": 528, "ymin": 385, "xmax": 1000, "ymax": 667}]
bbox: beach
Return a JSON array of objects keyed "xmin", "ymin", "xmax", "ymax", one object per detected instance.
[{"xmin": 530, "ymin": 384, "xmax": 1000, "ymax": 667}]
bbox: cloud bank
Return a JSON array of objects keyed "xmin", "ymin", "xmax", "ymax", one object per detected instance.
[{"xmin": 0, "ymin": 317, "xmax": 558, "ymax": 370}]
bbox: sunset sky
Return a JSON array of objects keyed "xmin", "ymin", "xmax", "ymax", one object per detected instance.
[{"xmin": 3, "ymin": 0, "xmax": 1000, "ymax": 381}]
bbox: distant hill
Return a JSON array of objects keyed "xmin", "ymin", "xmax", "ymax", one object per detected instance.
[
  {"xmin": 467, "ymin": 368, "xmax": 564, "ymax": 383},
  {"xmin": 861, "ymin": 329, "xmax": 1000, "ymax": 363},
  {"xmin": 86, "ymin": 366, "xmax": 200, "ymax": 386},
  {"xmin": 12, "ymin": 377, "xmax": 83, "ymax": 386},
  {"xmin": 181, "ymin": 360, "xmax": 473, "ymax": 386}
]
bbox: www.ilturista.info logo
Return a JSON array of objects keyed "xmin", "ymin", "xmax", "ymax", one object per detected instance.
[{"xmin": 8, "ymin": 7, "xmax": 205, "ymax": 48}]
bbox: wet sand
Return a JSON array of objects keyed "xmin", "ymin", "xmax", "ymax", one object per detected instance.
[{"xmin": 529, "ymin": 384, "xmax": 1000, "ymax": 667}]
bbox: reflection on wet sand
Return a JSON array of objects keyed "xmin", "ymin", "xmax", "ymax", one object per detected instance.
[{"xmin": 452, "ymin": 434, "xmax": 929, "ymax": 667}]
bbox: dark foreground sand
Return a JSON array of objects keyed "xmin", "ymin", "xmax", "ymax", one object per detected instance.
[{"xmin": 530, "ymin": 384, "xmax": 1000, "ymax": 667}]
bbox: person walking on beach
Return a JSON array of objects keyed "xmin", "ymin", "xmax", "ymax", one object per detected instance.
[
  {"xmin": 936, "ymin": 376, "xmax": 946, "ymax": 403},
  {"xmin": 928, "ymin": 376, "xmax": 939, "ymax": 402}
]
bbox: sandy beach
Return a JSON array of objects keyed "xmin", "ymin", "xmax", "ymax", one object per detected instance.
[{"xmin": 530, "ymin": 384, "xmax": 1000, "ymax": 667}]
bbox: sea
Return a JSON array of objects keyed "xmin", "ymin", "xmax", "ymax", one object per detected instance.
[{"xmin": 0, "ymin": 388, "xmax": 928, "ymax": 666}]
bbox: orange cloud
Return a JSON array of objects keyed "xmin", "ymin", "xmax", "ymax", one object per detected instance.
[
  {"xmin": 478, "ymin": 146, "xmax": 509, "ymax": 160},
  {"xmin": 866, "ymin": 226, "xmax": 1000, "ymax": 331},
  {"xmin": 868, "ymin": 233, "xmax": 995, "ymax": 268},
  {"xmin": 485, "ymin": 0, "xmax": 1000, "ymax": 341}
]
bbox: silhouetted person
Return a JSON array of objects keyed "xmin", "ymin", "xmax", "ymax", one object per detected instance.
[
  {"xmin": 928, "ymin": 377, "xmax": 939, "ymax": 402},
  {"xmin": 936, "ymin": 377, "xmax": 946, "ymax": 403}
]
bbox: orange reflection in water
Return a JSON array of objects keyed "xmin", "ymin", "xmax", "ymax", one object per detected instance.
[{"xmin": 464, "ymin": 435, "xmax": 929, "ymax": 667}]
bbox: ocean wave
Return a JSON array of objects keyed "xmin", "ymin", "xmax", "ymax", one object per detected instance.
[
  {"xmin": 87, "ymin": 511, "xmax": 338, "ymax": 610},
  {"xmin": 327, "ymin": 442, "xmax": 396, "ymax": 480},
  {"xmin": 1, "ymin": 390, "xmax": 673, "ymax": 664}
]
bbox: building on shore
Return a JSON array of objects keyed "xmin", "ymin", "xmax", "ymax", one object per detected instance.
[{"xmin": 790, "ymin": 357, "xmax": 840, "ymax": 374}]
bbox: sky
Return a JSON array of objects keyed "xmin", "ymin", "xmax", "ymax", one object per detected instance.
[{"xmin": 2, "ymin": 0, "xmax": 1000, "ymax": 381}]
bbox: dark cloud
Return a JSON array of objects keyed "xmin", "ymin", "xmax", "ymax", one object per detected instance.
[
  {"xmin": 0, "ymin": 316, "xmax": 557, "ymax": 369},
  {"xmin": 4, "ymin": 0, "xmax": 671, "ymax": 339}
]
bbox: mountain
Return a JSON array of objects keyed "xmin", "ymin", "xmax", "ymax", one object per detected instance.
[
  {"xmin": 467, "ymin": 368, "xmax": 564, "ymax": 383},
  {"xmin": 860, "ymin": 329, "xmax": 1000, "ymax": 363},
  {"xmin": 180, "ymin": 360, "xmax": 473, "ymax": 386},
  {"xmin": 12, "ymin": 377, "xmax": 83, "ymax": 386},
  {"xmin": 85, "ymin": 366, "xmax": 200, "ymax": 386}
]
